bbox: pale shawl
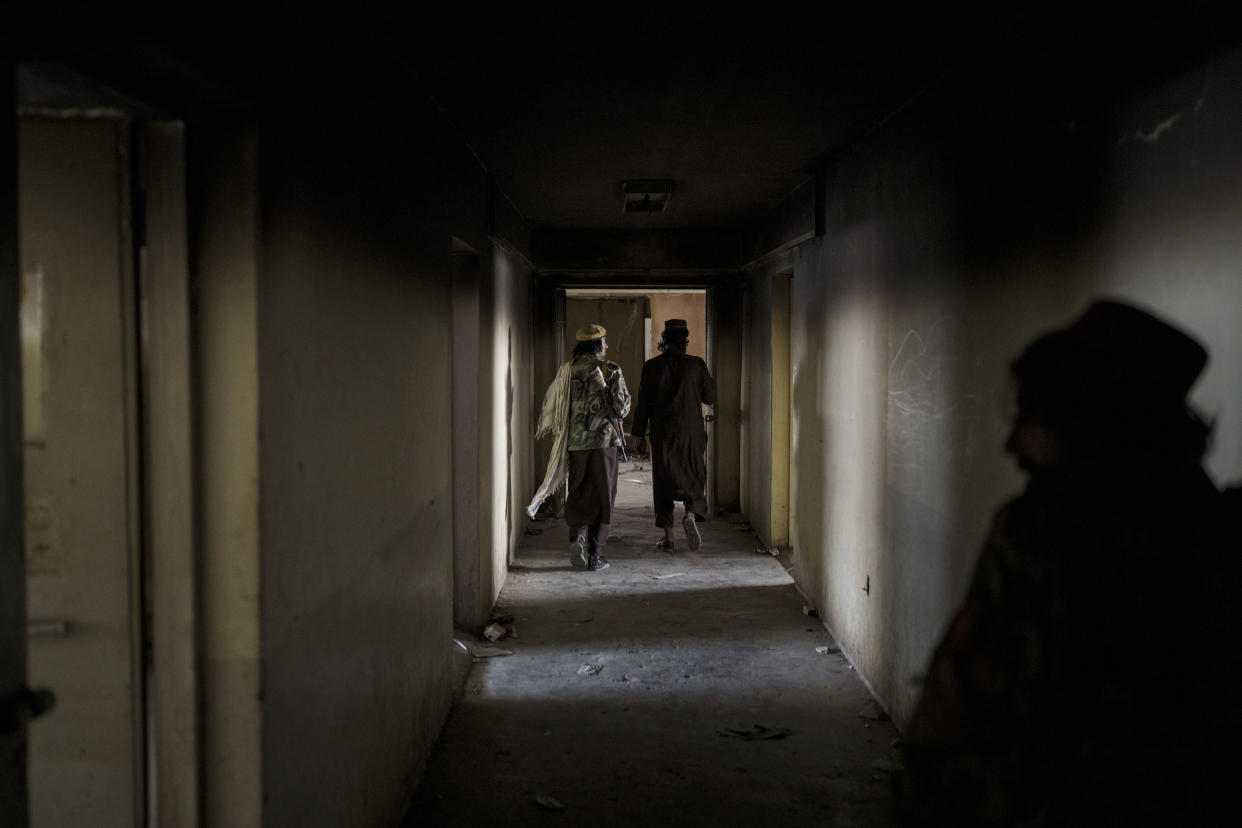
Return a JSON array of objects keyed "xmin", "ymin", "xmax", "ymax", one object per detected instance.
[{"xmin": 526, "ymin": 360, "xmax": 573, "ymax": 518}]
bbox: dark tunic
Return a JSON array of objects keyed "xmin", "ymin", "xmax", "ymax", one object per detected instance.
[
  {"xmin": 897, "ymin": 462, "xmax": 1239, "ymax": 827},
  {"xmin": 631, "ymin": 351, "xmax": 716, "ymax": 525}
]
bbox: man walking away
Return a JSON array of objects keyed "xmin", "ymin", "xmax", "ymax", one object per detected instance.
[
  {"xmin": 631, "ymin": 319, "xmax": 716, "ymax": 552},
  {"xmin": 528, "ymin": 323, "xmax": 631, "ymax": 571}
]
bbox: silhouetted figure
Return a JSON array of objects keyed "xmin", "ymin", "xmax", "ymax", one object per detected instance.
[
  {"xmin": 898, "ymin": 300, "xmax": 1239, "ymax": 827},
  {"xmin": 528, "ymin": 324, "xmax": 631, "ymax": 571},
  {"xmin": 631, "ymin": 319, "xmax": 716, "ymax": 552}
]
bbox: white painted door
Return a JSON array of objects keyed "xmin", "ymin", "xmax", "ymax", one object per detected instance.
[{"xmin": 19, "ymin": 115, "xmax": 142, "ymax": 827}]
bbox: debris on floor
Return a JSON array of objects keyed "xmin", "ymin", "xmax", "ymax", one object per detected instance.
[
  {"xmin": 871, "ymin": 759, "xmax": 904, "ymax": 773},
  {"xmin": 717, "ymin": 724, "xmax": 793, "ymax": 740},
  {"xmin": 577, "ymin": 664, "xmax": 604, "ymax": 676},
  {"xmin": 482, "ymin": 615, "xmax": 518, "ymax": 642},
  {"xmin": 481, "ymin": 623, "xmax": 506, "ymax": 642},
  {"xmin": 802, "ymin": 605, "xmax": 818, "ymax": 617},
  {"xmin": 533, "ymin": 794, "xmax": 564, "ymax": 811},
  {"xmin": 524, "ymin": 526, "xmax": 543, "ymax": 535},
  {"xmin": 858, "ymin": 701, "xmax": 891, "ymax": 721},
  {"xmin": 452, "ymin": 637, "xmax": 513, "ymax": 660},
  {"xmin": 815, "ymin": 645, "xmax": 842, "ymax": 655},
  {"xmin": 649, "ymin": 572, "xmax": 685, "ymax": 579}
]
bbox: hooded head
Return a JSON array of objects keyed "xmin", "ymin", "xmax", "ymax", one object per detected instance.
[{"xmin": 1007, "ymin": 299, "xmax": 1210, "ymax": 471}]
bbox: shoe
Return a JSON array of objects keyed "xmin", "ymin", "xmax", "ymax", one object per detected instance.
[
  {"xmin": 657, "ymin": 538, "xmax": 674, "ymax": 553},
  {"xmin": 683, "ymin": 514, "xmax": 701, "ymax": 551},
  {"xmin": 569, "ymin": 536, "xmax": 588, "ymax": 568},
  {"xmin": 587, "ymin": 554, "xmax": 610, "ymax": 571}
]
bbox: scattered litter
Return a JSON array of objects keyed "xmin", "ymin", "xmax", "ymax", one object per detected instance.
[
  {"xmin": 577, "ymin": 664, "xmax": 604, "ymax": 676},
  {"xmin": 717, "ymin": 724, "xmax": 793, "ymax": 740},
  {"xmin": 578, "ymin": 618, "xmax": 594, "ymax": 624},
  {"xmin": 533, "ymin": 794, "xmax": 564, "ymax": 811},
  {"xmin": 482, "ymin": 618, "xmax": 518, "ymax": 642},
  {"xmin": 858, "ymin": 701, "xmax": 891, "ymax": 721},
  {"xmin": 631, "ymin": 464, "xmax": 645, "ymax": 471},
  {"xmin": 453, "ymin": 637, "xmax": 513, "ymax": 660},
  {"xmin": 871, "ymin": 759, "xmax": 904, "ymax": 774},
  {"xmin": 524, "ymin": 526, "xmax": 543, "ymax": 535},
  {"xmin": 754, "ymin": 547, "xmax": 769, "ymax": 555},
  {"xmin": 815, "ymin": 645, "xmax": 842, "ymax": 655},
  {"xmin": 802, "ymin": 605, "xmax": 818, "ymax": 617},
  {"xmin": 620, "ymin": 674, "xmax": 632, "ymax": 682},
  {"xmin": 649, "ymin": 572, "xmax": 685, "ymax": 580},
  {"xmin": 625, "ymin": 478, "xmax": 649, "ymax": 484}
]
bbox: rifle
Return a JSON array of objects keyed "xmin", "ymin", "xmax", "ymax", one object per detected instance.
[{"xmin": 587, "ymin": 364, "xmax": 629, "ymax": 462}]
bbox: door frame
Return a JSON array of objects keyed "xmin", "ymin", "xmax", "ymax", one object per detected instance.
[
  {"xmin": 769, "ymin": 273, "xmax": 793, "ymax": 550},
  {"xmin": 2, "ymin": 53, "xmax": 29, "ymax": 828},
  {"xmin": 14, "ymin": 84, "xmax": 198, "ymax": 827}
]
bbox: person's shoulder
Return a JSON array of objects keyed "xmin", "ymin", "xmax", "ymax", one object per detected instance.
[{"xmin": 606, "ymin": 360, "xmax": 623, "ymax": 374}]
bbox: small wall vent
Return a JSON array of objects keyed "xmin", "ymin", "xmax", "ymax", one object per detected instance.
[{"xmin": 621, "ymin": 179, "xmax": 673, "ymax": 214}]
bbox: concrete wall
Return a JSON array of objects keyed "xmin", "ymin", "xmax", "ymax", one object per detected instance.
[
  {"xmin": 255, "ymin": 117, "xmax": 493, "ymax": 826},
  {"xmin": 745, "ymin": 36, "xmax": 1242, "ymax": 727},
  {"xmin": 482, "ymin": 242, "xmax": 534, "ymax": 606}
]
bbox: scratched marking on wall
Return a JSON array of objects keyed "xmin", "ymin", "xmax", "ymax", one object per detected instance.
[{"xmin": 887, "ymin": 324, "xmax": 959, "ymax": 421}]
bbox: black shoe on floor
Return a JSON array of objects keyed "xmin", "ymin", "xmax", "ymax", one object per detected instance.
[
  {"xmin": 569, "ymin": 536, "xmax": 588, "ymax": 568},
  {"xmin": 657, "ymin": 539, "xmax": 674, "ymax": 553},
  {"xmin": 587, "ymin": 554, "xmax": 610, "ymax": 571},
  {"xmin": 683, "ymin": 514, "xmax": 701, "ymax": 551}
]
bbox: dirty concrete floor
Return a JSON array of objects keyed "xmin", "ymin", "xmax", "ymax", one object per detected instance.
[{"xmin": 403, "ymin": 466, "xmax": 903, "ymax": 827}]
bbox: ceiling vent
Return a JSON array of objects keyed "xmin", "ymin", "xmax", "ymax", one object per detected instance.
[{"xmin": 621, "ymin": 179, "xmax": 673, "ymax": 214}]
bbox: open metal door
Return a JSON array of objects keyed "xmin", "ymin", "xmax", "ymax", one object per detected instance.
[
  {"xmin": 20, "ymin": 113, "xmax": 145, "ymax": 828},
  {"xmin": 704, "ymin": 286, "xmax": 717, "ymax": 515}
]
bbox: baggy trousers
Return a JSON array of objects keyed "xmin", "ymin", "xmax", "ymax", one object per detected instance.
[{"xmin": 565, "ymin": 446, "xmax": 618, "ymax": 553}]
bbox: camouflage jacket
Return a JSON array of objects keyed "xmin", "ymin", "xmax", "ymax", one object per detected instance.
[{"xmin": 567, "ymin": 355, "xmax": 631, "ymax": 452}]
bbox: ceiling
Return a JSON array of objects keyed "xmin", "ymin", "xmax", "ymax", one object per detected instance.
[
  {"xmin": 388, "ymin": 5, "xmax": 983, "ymax": 230},
  {"xmin": 98, "ymin": 4, "xmax": 1014, "ymax": 231}
]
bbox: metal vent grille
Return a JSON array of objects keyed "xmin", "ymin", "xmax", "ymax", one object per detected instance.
[{"xmin": 621, "ymin": 179, "xmax": 673, "ymax": 214}]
